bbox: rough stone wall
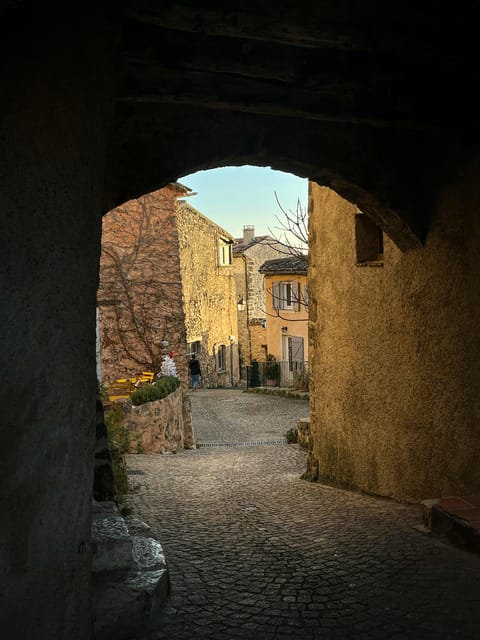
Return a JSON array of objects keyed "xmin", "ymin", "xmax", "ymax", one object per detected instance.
[
  {"xmin": 233, "ymin": 241, "xmax": 283, "ymax": 367},
  {"xmin": 177, "ymin": 203, "xmax": 240, "ymax": 387},
  {"xmin": 0, "ymin": 11, "xmax": 116, "ymax": 639},
  {"xmin": 123, "ymin": 387, "xmax": 194, "ymax": 453},
  {"xmin": 236, "ymin": 307, "xmax": 250, "ymax": 370},
  {"xmin": 98, "ymin": 186, "xmax": 188, "ymax": 388},
  {"xmin": 245, "ymin": 242, "xmax": 284, "ymax": 320},
  {"xmin": 233, "ymin": 254, "xmax": 250, "ymax": 369},
  {"xmin": 308, "ymin": 179, "xmax": 480, "ymax": 501},
  {"xmin": 250, "ymin": 321, "xmax": 268, "ymax": 361}
]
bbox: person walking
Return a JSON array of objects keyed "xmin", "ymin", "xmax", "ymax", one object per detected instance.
[{"xmin": 188, "ymin": 354, "xmax": 201, "ymax": 391}]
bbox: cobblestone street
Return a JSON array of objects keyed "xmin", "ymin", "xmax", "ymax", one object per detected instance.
[{"xmin": 125, "ymin": 390, "xmax": 480, "ymax": 639}]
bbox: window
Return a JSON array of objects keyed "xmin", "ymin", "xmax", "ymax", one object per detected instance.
[
  {"xmin": 272, "ymin": 281, "xmax": 300, "ymax": 311},
  {"xmin": 216, "ymin": 344, "xmax": 226, "ymax": 371},
  {"xmin": 188, "ymin": 340, "xmax": 201, "ymax": 356},
  {"xmin": 355, "ymin": 213, "xmax": 384, "ymax": 265},
  {"xmin": 218, "ymin": 239, "xmax": 232, "ymax": 266}
]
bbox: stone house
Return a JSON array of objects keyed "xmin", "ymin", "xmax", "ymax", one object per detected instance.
[
  {"xmin": 177, "ymin": 201, "xmax": 240, "ymax": 388},
  {"xmin": 98, "ymin": 184, "xmax": 240, "ymax": 390},
  {"xmin": 97, "ymin": 183, "xmax": 190, "ymax": 388},
  {"xmin": 258, "ymin": 255, "xmax": 309, "ymax": 385},
  {"xmin": 307, "ymin": 180, "xmax": 480, "ymax": 501},
  {"xmin": 232, "ymin": 225, "xmax": 284, "ymax": 369}
]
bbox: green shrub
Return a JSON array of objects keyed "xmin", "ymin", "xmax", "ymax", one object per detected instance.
[
  {"xmin": 249, "ymin": 360, "xmax": 260, "ymax": 387},
  {"xmin": 286, "ymin": 427, "xmax": 298, "ymax": 444},
  {"xmin": 97, "ymin": 378, "xmax": 109, "ymax": 403},
  {"xmin": 131, "ymin": 375, "xmax": 180, "ymax": 406},
  {"xmin": 265, "ymin": 354, "xmax": 280, "ymax": 382},
  {"xmin": 111, "ymin": 449, "xmax": 129, "ymax": 503},
  {"xmin": 105, "ymin": 404, "xmax": 130, "ymax": 453},
  {"xmin": 104, "ymin": 404, "xmax": 130, "ymax": 504}
]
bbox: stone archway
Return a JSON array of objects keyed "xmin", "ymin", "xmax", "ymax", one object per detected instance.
[{"xmin": 2, "ymin": 2, "xmax": 480, "ymax": 638}]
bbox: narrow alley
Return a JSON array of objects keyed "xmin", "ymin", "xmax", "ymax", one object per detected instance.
[{"xmin": 125, "ymin": 390, "xmax": 480, "ymax": 639}]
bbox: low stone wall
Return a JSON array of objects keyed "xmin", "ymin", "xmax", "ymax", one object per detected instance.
[{"xmin": 123, "ymin": 387, "xmax": 195, "ymax": 454}]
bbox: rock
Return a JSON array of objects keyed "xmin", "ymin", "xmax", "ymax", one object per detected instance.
[
  {"xmin": 124, "ymin": 516, "xmax": 153, "ymax": 538},
  {"xmin": 92, "ymin": 503, "xmax": 132, "ymax": 573},
  {"xmin": 92, "ymin": 501, "xmax": 169, "ymax": 639},
  {"xmin": 92, "ymin": 568, "xmax": 168, "ymax": 640}
]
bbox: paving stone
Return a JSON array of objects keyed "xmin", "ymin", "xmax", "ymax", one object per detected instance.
[{"xmin": 126, "ymin": 389, "xmax": 480, "ymax": 639}]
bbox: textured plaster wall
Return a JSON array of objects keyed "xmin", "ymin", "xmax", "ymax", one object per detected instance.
[
  {"xmin": 0, "ymin": 12, "xmax": 115, "ymax": 639},
  {"xmin": 177, "ymin": 203, "xmax": 240, "ymax": 387},
  {"xmin": 308, "ymin": 179, "xmax": 480, "ymax": 501},
  {"xmin": 264, "ymin": 273, "xmax": 309, "ymax": 361}
]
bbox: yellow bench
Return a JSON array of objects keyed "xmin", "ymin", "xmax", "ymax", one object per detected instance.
[{"xmin": 107, "ymin": 372, "xmax": 155, "ymax": 402}]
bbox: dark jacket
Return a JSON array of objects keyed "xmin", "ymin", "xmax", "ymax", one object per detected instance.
[{"xmin": 188, "ymin": 358, "xmax": 201, "ymax": 376}]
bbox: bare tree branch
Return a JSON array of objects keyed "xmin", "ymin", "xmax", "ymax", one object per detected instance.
[
  {"xmin": 99, "ymin": 197, "xmax": 183, "ymax": 375},
  {"xmin": 256, "ymin": 192, "xmax": 308, "ymax": 257}
]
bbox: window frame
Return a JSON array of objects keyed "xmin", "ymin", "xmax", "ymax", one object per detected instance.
[
  {"xmin": 188, "ymin": 340, "xmax": 201, "ymax": 357},
  {"xmin": 218, "ymin": 238, "xmax": 233, "ymax": 266},
  {"xmin": 216, "ymin": 344, "xmax": 227, "ymax": 371},
  {"xmin": 272, "ymin": 280, "xmax": 301, "ymax": 311}
]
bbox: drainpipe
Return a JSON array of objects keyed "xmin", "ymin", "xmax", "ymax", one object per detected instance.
[
  {"xmin": 241, "ymin": 253, "xmax": 252, "ymax": 363},
  {"xmin": 229, "ymin": 337, "xmax": 234, "ymax": 387}
]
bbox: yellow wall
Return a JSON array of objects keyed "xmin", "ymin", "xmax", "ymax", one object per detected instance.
[
  {"xmin": 308, "ymin": 178, "xmax": 480, "ymax": 501},
  {"xmin": 264, "ymin": 272, "xmax": 308, "ymax": 361},
  {"xmin": 177, "ymin": 202, "xmax": 240, "ymax": 387}
]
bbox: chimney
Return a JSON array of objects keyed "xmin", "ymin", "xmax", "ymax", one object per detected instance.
[{"xmin": 243, "ymin": 225, "xmax": 255, "ymax": 244}]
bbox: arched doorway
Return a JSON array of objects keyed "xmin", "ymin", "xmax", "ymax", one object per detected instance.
[{"xmin": 2, "ymin": 3, "xmax": 480, "ymax": 638}]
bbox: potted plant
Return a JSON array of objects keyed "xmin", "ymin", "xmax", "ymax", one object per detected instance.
[{"xmin": 265, "ymin": 354, "xmax": 280, "ymax": 386}]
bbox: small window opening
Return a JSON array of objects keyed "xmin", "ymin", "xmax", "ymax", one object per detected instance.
[
  {"xmin": 355, "ymin": 214, "xmax": 384, "ymax": 265},
  {"xmin": 188, "ymin": 340, "xmax": 201, "ymax": 356},
  {"xmin": 218, "ymin": 239, "xmax": 232, "ymax": 266},
  {"xmin": 216, "ymin": 344, "xmax": 227, "ymax": 371}
]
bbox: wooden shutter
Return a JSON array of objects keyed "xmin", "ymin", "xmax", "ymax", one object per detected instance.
[
  {"xmin": 272, "ymin": 281, "xmax": 281, "ymax": 310},
  {"xmin": 291, "ymin": 336, "xmax": 304, "ymax": 363}
]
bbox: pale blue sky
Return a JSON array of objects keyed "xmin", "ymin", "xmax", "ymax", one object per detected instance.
[{"xmin": 178, "ymin": 165, "xmax": 308, "ymax": 239}]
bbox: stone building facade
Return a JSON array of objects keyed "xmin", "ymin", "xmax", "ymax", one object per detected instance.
[
  {"xmin": 177, "ymin": 202, "xmax": 240, "ymax": 388},
  {"xmin": 233, "ymin": 226, "xmax": 284, "ymax": 368},
  {"xmin": 307, "ymin": 180, "xmax": 480, "ymax": 502},
  {"xmin": 97, "ymin": 184, "xmax": 189, "ymax": 388},
  {"xmin": 99, "ymin": 186, "xmax": 241, "ymax": 390}
]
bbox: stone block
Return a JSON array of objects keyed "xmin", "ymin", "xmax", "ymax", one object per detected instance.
[
  {"xmin": 125, "ymin": 516, "xmax": 153, "ymax": 538},
  {"xmin": 92, "ymin": 502, "xmax": 132, "ymax": 573},
  {"xmin": 92, "ymin": 567, "xmax": 168, "ymax": 640},
  {"xmin": 132, "ymin": 536, "xmax": 167, "ymax": 571}
]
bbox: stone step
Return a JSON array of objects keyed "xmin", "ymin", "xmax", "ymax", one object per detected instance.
[
  {"xmin": 92, "ymin": 501, "xmax": 133, "ymax": 573},
  {"xmin": 422, "ymin": 496, "xmax": 480, "ymax": 553},
  {"xmin": 92, "ymin": 500, "xmax": 169, "ymax": 639}
]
